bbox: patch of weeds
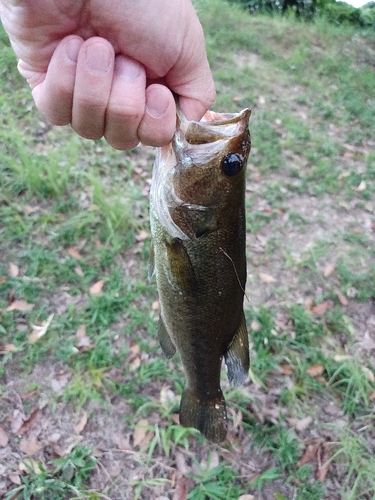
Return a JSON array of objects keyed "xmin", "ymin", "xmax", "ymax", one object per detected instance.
[
  {"xmin": 336, "ymin": 260, "xmax": 375, "ymax": 301},
  {"xmin": 63, "ymin": 366, "xmax": 114, "ymax": 409},
  {"xmin": 246, "ymin": 209, "xmax": 278, "ymax": 233},
  {"xmin": 5, "ymin": 445, "xmax": 97, "ymax": 500},
  {"xmin": 330, "ymin": 430, "xmax": 375, "ymax": 499},
  {"xmin": 327, "ymin": 358, "xmax": 375, "ymax": 415},
  {"xmin": 292, "ymin": 464, "xmax": 326, "ymax": 499},
  {"xmin": 188, "ymin": 457, "xmax": 242, "ymax": 500},
  {"xmin": 250, "ymin": 467, "xmax": 283, "ymax": 489}
]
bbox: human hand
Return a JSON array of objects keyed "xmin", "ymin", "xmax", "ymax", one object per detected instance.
[{"xmin": 0, "ymin": 0, "xmax": 215, "ymax": 149}]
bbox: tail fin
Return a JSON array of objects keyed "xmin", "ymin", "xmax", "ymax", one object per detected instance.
[{"xmin": 179, "ymin": 388, "xmax": 227, "ymax": 443}]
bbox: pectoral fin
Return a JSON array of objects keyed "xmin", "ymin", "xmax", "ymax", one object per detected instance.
[
  {"xmin": 224, "ymin": 313, "xmax": 249, "ymax": 387},
  {"xmin": 158, "ymin": 316, "xmax": 176, "ymax": 358},
  {"xmin": 166, "ymin": 239, "xmax": 198, "ymax": 295}
]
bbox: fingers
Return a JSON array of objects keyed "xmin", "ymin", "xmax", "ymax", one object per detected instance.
[
  {"xmin": 103, "ymin": 55, "xmax": 146, "ymax": 150},
  {"xmin": 72, "ymin": 37, "xmax": 115, "ymax": 139},
  {"xmin": 32, "ymin": 35, "xmax": 83, "ymax": 125},
  {"xmin": 30, "ymin": 36, "xmax": 178, "ymax": 148},
  {"xmin": 137, "ymin": 84, "xmax": 176, "ymax": 147}
]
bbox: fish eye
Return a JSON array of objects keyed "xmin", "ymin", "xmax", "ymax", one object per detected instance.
[{"xmin": 221, "ymin": 153, "xmax": 243, "ymax": 177}]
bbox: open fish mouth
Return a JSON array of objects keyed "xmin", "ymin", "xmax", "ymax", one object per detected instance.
[{"xmin": 150, "ymin": 107, "xmax": 251, "ymax": 241}]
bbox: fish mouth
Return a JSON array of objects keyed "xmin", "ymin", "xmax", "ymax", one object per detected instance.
[{"xmin": 177, "ymin": 108, "xmax": 251, "ymax": 146}]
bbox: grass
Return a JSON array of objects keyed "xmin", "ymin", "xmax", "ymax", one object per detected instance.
[{"xmin": 1, "ymin": 0, "xmax": 375, "ymax": 498}]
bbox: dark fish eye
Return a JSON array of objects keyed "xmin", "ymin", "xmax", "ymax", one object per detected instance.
[{"xmin": 221, "ymin": 153, "xmax": 243, "ymax": 177}]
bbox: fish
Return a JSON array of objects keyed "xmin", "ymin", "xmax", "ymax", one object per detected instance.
[{"xmin": 149, "ymin": 106, "xmax": 251, "ymax": 443}]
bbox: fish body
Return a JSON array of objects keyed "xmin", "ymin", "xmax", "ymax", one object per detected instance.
[{"xmin": 149, "ymin": 108, "xmax": 251, "ymax": 443}]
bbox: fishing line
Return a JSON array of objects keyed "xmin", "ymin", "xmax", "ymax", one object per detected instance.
[{"xmin": 219, "ymin": 247, "xmax": 249, "ymax": 302}]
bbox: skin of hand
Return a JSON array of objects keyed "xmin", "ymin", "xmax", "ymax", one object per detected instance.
[{"xmin": 0, "ymin": 0, "xmax": 216, "ymax": 150}]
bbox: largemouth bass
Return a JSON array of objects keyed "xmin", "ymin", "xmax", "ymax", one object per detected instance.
[{"xmin": 149, "ymin": 107, "xmax": 251, "ymax": 443}]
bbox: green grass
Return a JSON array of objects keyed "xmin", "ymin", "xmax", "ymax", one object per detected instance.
[{"xmin": 1, "ymin": 1, "xmax": 375, "ymax": 498}]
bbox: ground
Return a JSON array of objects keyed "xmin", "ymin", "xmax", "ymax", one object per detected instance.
[{"xmin": 1, "ymin": 2, "xmax": 375, "ymax": 499}]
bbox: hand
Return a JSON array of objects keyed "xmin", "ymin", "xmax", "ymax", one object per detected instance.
[{"xmin": 0, "ymin": 0, "xmax": 215, "ymax": 149}]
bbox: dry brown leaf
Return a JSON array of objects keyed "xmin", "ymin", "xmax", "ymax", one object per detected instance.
[
  {"xmin": 361, "ymin": 366, "xmax": 375, "ymax": 382},
  {"xmin": 9, "ymin": 263, "xmax": 19, "ymax": 277},
  {"xmin": 297, "ymin": 440, "xmax": 322, "ymax": 467},
  {"xmin": 172, "ymin": 474, "xmax": 188, "ymax": 500},
  {"xmin": 67, "ymin": 246, "xmax": 81, "ymax": 259},
  {"xmin": 151, "ymin": 300, "xmax": 160, "ymax": 311},
  {"xmin": 323, "ymin": 263, "xmax": 335, "ymax": 277},
  {"xmin": 295, "ymin": 416, "xmax": 313, "ymax": 432},
  {"xmin": 25, "ymin": 205, "xmax": 39, "ymax": 214},
  {"xmin": 280, "ymin": 364, "xmax": 293, "ymax": 376},
  {"xmin": 306, "ymin": 364, "xmax": 324, "ymax": 377},
  {"xmin": 0, "ymin": 277, "xmax": 7, "ymax": 285},
  {"xmin": 135, "ymin": 230, "xmax": 149, "ymax": 242},
  {"xmin": 259, "ymin": 272, "xmax": 276, "ymax": 283},
  {"xmin": 238, "ymin": 496, "xmax": 255, "ymax": 500},
  {"xmin": 75, "ymin": 324, "xmax": 87, "ymax": 340},
  {"xmin": 353, "ymin": 180, "xmax": 366, "ymax": 191},
  {"xmin": 0, "ymin": 424, "xmax": 9, "ymax": 447},
  {"xmin": 251, "ymin": 320, "xmax": 261, "ymax": 331},
  {"xmin": 75, "ymin": 411, "xmax": 88, "ymax": 434},
  {"xmin": 89, "ymin": 280, "xmax": 105, "ymax": 295},
  {"xmin": 129, "ymin": 357, "xmax": 141, "ymax": 372},
  {"xmin": 19, "ymin": 458, "xmax": 43, "ymax": 474},
  {"xmin": 0, "ymin": 344, "xmax": 17, "ymax": 354},
  {"xmin": 305, "ymin": 298, "xmax": 314, "ymax": 311},
  {"xmin": 317, "ymin": 443, "xmax": 332, "ymax": 482},
  {"xmin": 9, "ymin": 474, "xmax": 21, "ymax": 485},
  {"xmin": 11, "ymin": 410, "xmax": 26, "ymax": 435},
  {"xmin": 337, "ymin": 292, "xmax": 348, "ymax": 306},
  {"xmin": 133, "ymin": 419, "xmax": 150, "ymax": 447},
  {"xmin": 19, "ymin": 438, "xmax": 43, "ymax": 456},
  {"xmin": 6, "ymin": 299, "xmax": 34, "ymax": 312},
  {"xmin": 18, "ymin": 409, "xmax": 42, "ymax": 436},
  {"xmin": 28, "ymin": 313, "xmax": 54, "ymax": 343},
  {"xmin": 312, "ymin": 302, "xmax": 329, "ymax": 315},
  {"xmin": 74, "ymin": 266, "xmax": 84, "ymax": 277}
]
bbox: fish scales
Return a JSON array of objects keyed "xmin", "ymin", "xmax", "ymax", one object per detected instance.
[{"xmin": 149, "ymin": 107, "xmax": 251, "ymax": 443}]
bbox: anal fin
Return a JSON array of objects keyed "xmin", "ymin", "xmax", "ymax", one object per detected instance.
[
  {"xmin": 224, "ymin": 312, "xmax": 249, "ymax": 387},
  {"xmin": 158, "ymin": 316, "xmax": 176, "ymax": 358},
  {"xmin": 179, "ymin": 388, "xmax": 227, "ymax": 443}
]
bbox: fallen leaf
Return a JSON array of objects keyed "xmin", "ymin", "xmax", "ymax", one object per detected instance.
[
  {"xmin": 19, "ymin": 458, "xmax": 43, "ymax": 474},
  {"xmin": 0, "ymin": 424, "xmax": 9, "ymax": 447},
  {"xmin": 67, "ymin": 246, "xmax": 81, "ymax": 258},
  {"xmin": 297, "ymin": 440, "xmax": 322, "ymax": 467},
  {"xmin": 337, "ymin": 292, "xmax": 348, "ymax": 306},
  {"xmin": 89, "ymin": 280, "xmax": 105, "ymax": 295},
  {"xmin": 133, "ymin": 419, "xmax": 151, "ymax": 447},
  {"xmin": 238, "ymin": 496, "xmax": 255, "ymax": 500},
  {"xmin": 280, "ymin": 364, "xmax": 293, "ymax": 376},
  {"xmin": 0, "ymin": 277, "xmax": 7, "ymax": 284},
  {"xmin": 334, "ymin": 354, "xmax": 351, "ymax": 362},
  {"xmin": 8, "ymin": 263, "xmax": 19, "ymax": 277},
  {"xmin": 306, "ymin": 364, "xmax": 324, "ymax": 377},
  {"xmin": 11, "ymin": 410, "xmax": 26, "ymax": 434},
  {"xmin": 129, "ymin": 357, "xmax": 141, "ymax": 372},
  {"xmin": 259, "ymin": 272, "xmax": 276, "ymax": 283},
  {"xmin": 352, "ymin": 180, "xmax": 366, "ymax": 191},
  {"xmin": 18, "ymin": 409, "xmax": 42, "ymax": 436},
  {"xmin": 75, "ymin": 266, "xmax": 84, "ymax": 277},
  {"xmin": 295, "ymin": 416, "xmax": 313, "ymax": 432},
  {"xmin": 25, "ymin": 205, "xmax": 39, "ymax": 214},
  {"xmin": 323, "ymin": 263, "xmax": 335, "ymax": 277},
  {"xmin": 0, "ymin": 344, "xmax": 17, "ymax": 354},
  {"xmin": 172, "ymin": 474, "xmax": 188, "ymax": 500},
  {"xmin": 312, "ymin": 301, "xmax": 329, "ymax": 315},
  {"xmin": 251, "ymin": 320, "xmax": 261, "ymax": 331},
  {"xmin": 75, "ymin": 411, "xmax": 88, "ymax": 434},
  {"xmin": 361, "ymin": 366, "xmax": 375, "ymax": 382},
  {"xmin": 6, "ymin": 299, "xmax": 34, "ymax": 312},
  {"xmin": 9, "ymin": 474, "xmax": 21, "ymax": 485},
  {"xmin": 151, "ymin": 300, "xmax": 160, "ymax": 311},
  {"xmin": 19, "ymin": 438, "xmax": 43, "ymax": 456},
  {"xmin": 28, "ymin": 313, "xmax": 54, "ymax": 343},
  {"xmin": 305, "ymin": 298, "xmax": 314, "ymax": 311},
  {"xmin": 135, "ymin": 230, "xmax": 149, "ymax": 242},
  {"xmin": 317, "ymin": 443, "xmax": 332, "ymax": 482}
]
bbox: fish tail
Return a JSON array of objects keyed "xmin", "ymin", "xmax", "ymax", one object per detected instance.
[{"xmin": 179, "ymin": 388, "xmax": 227, "ymax": 443}]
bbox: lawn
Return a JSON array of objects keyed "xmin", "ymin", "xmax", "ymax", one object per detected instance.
[{"xmin": 0, "ymin": 1, "xmax": 375, "ymax": 499}]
